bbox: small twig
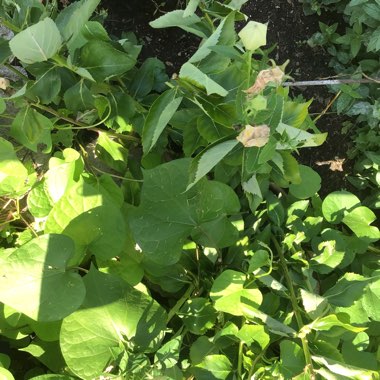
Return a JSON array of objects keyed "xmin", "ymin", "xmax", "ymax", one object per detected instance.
[
  {"xmin": 284, "ymin": 77, "xmax": 380, "ymax": 87},
  {"xmin": 313, "ymin": 90, "xmax": 341, "ymax": 123}
]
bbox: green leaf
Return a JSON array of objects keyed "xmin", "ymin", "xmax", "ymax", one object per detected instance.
[
  {"xmin": 45, "ymin": 179, "xmax": 126, "ymax": 264},
  {"xmin": 63, "ymin": 80, "xmax": 93, "ymax": 112},
  {"xmin": 142, "ymin": 88, "xmax": 182, "ymax": 154},
  {"xmin": 179, "ymin": 298, "xmax": 217, "ymax": 335},
  {"xmin": 323, "ymin": 273, "xmax": 370, "ymax": 307},
  {"xmin": 210, "ymin": 270, "xmax": 262, "ymax": 316},
  {"xmin": 191, "ymin": 355, "xmax": 232, "ymax": 380},
  {"xmin": 149, "ymin": 10, "xmax": 206, "ymax": 38},
  {"xmin": 179, "ymin": 62, "xmax": 228, "ymax": 96},
  {"xmin": 289, "ymin": 165, "xmax": 321, "ymax": 199},
  {"xmin": 312, "ymin": 355, "xmax": 378, "ymax": 379},
  {"xmin": 79, "ymin": 40, "xmax": 136, "ymax": 82},
  {"xmin": 309, "ymin": 314, "xmax": 366, "ymax": 334},
  {"xmin": 96, "ymin": 131, "xmax": 128, "ymax": 172},
  {"xmin": 300, "ymin": 289, "xmax": 328, "ymax": 319},
  {"xmin": 322, "ymin": 191, "xmax": 361, "ymax": 224},
  {"xmin": 21, "ymin": 339, "xmax": 66, "ymax": 373},
  {"xmin": 184, "ymin": 0, "xmax": 200, "ymax": 16},
  {"xmin": 26, "ymin": 66, "xmax": 61, "ymax": 104},
  {"xmin": 280, "ymin": 340, "xmax": 306, "ymax": 378},
  {"xmin": 27, "ymin": 181, "xmax": 53, "ymax": 218},
  {"xmin": 187, "ymin": 140, "xmax": 239, "ymax": 190},
  {"xmin": 0, "ymin": 368, "xmax": 14, "ymax": 380},
  {"xmin": 283, "ymin": 100, "xmax": 312, "ymax": 129},
  {"xmin": 238, "ymin": 21, "xmax": 267, "ymax": 51},
  {"xmin": 155, "ymin": 336, "xmax": 182, "ymax": 369},
  {"xmin": 11, "ymin": 107, "xmax": 53, "ymax": 153},
  {"xmin": 0, "ymin": 137, "xmax": 32, "ymax": 197},
  {"xmin": 236, "ymin": 324, "xmax": 269, "ymax": 349},
  {"xmin": 362, "ymin": 278, "xmax": 380, "ymax": 321},
  {"xmin": 0, "ymin": 234, "xmax": 85, "ymax": 321},
  {"xmin": 9, "ymin": 18, "xmax": 62, "ymax": 64},
  {"xmin": 129, "ymin": 159, "xmax": 239, "ymax": 265},
  {"xmin": 342, "ymin": 206, "xmax": 380, "ymax": 241},
  {"xmin": 55, "ymin": 0, "xmax": 100, "ymax": 46},
  {"xmin": 60, "ymin": 268, "xmax": 167, "ymax": 379}
]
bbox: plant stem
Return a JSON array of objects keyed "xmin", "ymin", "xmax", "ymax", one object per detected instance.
[
  {"xmin": 271, "ymin": 236, "xmax": 315, "ymax": 378},
  {"xmin": 166, "ymin": 283, "xmax": 195, "ymax": 323},
  {"xmin": 368, "ymin": 245, "xmax": 380, "ymax": 254},
  {"xmin": 237, "ymin": 341, "xmax": 244, "ymax": 379}
]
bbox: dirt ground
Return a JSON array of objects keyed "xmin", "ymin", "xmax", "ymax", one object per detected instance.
[{"xmin": 101, "ymin": 0, "xmax": 353, "ymax": 195}]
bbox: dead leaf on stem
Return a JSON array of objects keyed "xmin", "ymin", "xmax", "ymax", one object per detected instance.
[
  {"xmin": 244, "ymin": 67, "xmax": 284, "ymax": 95},
  {"xmin": 236, "ymin": 125, "xmax": 270, "ymax": 147},
  {"xmin": 315, "ymin": 157, "xmax": 345, "ymax": 172}
]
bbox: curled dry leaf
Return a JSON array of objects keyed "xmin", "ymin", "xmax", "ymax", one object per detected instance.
[
  {"xmin": 0, "ymin": 77, "xmax": 10, "ymax": 90},
  {"xmin": 244, "ymin": 67, "xmax": 284, "ymax": 95},
  {"xmin": 316, "ymin": 157, "xmax": 345, "ymax": 172},
  {"xmin": 236, "ymin": 125, "xmax": 270, "ymax": 147}
]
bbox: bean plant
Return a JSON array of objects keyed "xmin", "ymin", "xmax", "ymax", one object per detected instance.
[{"xmin": 0, "ymin": 0, "xmax": 379, "ymax": 379}]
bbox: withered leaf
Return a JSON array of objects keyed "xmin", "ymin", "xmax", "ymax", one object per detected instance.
[
  {"xmin": 245, "ymin": 67, "xmax": 284, "ymax": 95},
  {"xmin": 236, "ymin": 125, "xmax": 270, "ymax": 147},
  {"xmin": 0, "ymin": 77, "xmax": 10, "ymax": 90}
]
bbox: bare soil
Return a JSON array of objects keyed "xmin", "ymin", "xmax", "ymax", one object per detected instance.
[{"xmin": 101, "ymin": 0, "xmax": 353, "ymax": 195}]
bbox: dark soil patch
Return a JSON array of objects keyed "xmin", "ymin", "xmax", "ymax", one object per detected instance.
[{"xmin": 101, "ymin": 0, "xmax": 353, "ymax": 195}]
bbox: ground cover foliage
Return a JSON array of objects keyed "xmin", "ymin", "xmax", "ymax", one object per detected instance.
[{"xmin": 0, "ymin": 0, "xmax": 379, "ymax": 378}]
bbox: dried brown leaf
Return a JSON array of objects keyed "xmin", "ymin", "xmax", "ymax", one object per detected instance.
[
  {"xmin": 245, "ymin": 67, "xmax": 284, "ymax": 95},
  {"xmin": 236, "ymin": 124, "xmax": 270, "ymax": 147},
  {"xmin": 315, "ymin": 158, "xmax": 345, "ymax": 172},
  {"xmin": 0, "ymin": 77, "xmax": 10, "ymax": 90}
]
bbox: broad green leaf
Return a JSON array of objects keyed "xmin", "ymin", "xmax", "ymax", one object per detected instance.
[
  {"xmin": 0, "ymin": 137, "xmax": 31, "ymax": 197},
  {"xmin": 179, "ymin": 62, "xmax": 228, "ymax": 96},
  {"xmin": 179, "ymin": 298, "xmax": 217, "ymax": 335},
  {"xmin": 45, "ymin": 179, "xmax": 126, "ymax": 264},
  {"xmin": 0, "ymin": 368, "xmax": 14, "ymax": 380},
  {"xmin": 63, "ymin": 80, "xmax": 93, "ymax": 112},
  {"xmin": 11, "ymin": 107, "xmax": 53, "ymax": 153},
  {"xmin": 29, "ymin": 319, "xmax": 62, "ymax": 342},
  {"xmin": 9, "ymin": 18, "xmax": 62, "ymax": 64},
  {"xmin": 187, "ymin": 140, "xmax": 239, "ymax": 190},
  {"xmin": 155, "ymin": 336, "xmax": 182, "ymax": 369},
  {"xmin": 362, "ymin": 279, "xmax": 380, "ymax": 321},
  {"xmin": 236, "ymin": 324, "xmax": 269, "ymax": 349},
  {"xmin": 26, "ymin": 66, "xmax": 61, "ymax": 104},
  {"xmin": 309, "ymin": 314, "xmax": 366, "ymax": 334},
  {"xmin": 238, "ymin": 21, "xmax": 267, "ymax": 51},
  {"xmin": 289, "ymin": 165, "xmax": 321, "ymax": 199},
  {"xmin": 55, "ymin": 0, "xmax": 100, "ymax": 45},
  {"xmin": 79, "ymin": 40, "xmax": 136, "ymax": 82},
  {"xmin": 96, "ymin": 131, "xmax": 128, "ymax": 172},
  {"xmin": 280, "ymin": 340, "xmax": 306, "ymax": 378},
  {"xmin": 276, "ymin": 123, "xmax": 327, "ymax": 149},
  {"xmin": 0, "ymin": 234, "xmax": 85, "ymax": 322},
  {"xmin": 44, "ymin": 148, "xmax": 84, "ymax": 203},
  {"xmin": 283, "ymin": 100, "xmax": 312, "ymax": 129},
  {"xmin": 210, "ymin": 270, "xmax": 262, "ymax": 316},
  {"xmin": 342, "ymin": 206, "xmax": 380, "ymax": 240},
  {"xmin": 311, "ymin": 235, "xmax": 345, "ymax": 274},
  {"xmin": 21, "ymin": 339, "xmax": 66, "ymax": 373},
  {"xmin": 0, "ymin": 353, "xmax": 10, "ymax": 368},
  {"xmin": 322, "ymin": 191, "xmax": 360, "ymax": 224},
  {"xmin": 323, "ymin": 273, "xmax": 370, "ymax": 307},
  {"xmin": 142, "ymin": 88, "xmax": 183, "ymax": 154},
  {"xmin": 129, "ymin": 159, "xmax": 239, "ymax": 265},
  {"xmin": 60, "ymin": 268, "xmax": 167, "ymax": 379},
  {"xmin": 191, "ymin": 355, "xmax": 232, "ymax": 380},
  {"xmin": 149, "ymin": 10, "xmax": 206, "ymax": 38},
  {"xmin": 300, "ymin": 289, "xmax": 328, "ymax": 319},
  {"xmin": 312, "ymin": 355, "xmax": 378, "ymax": 379},
  {"xmin": 130, "ymin": 58, "xmax": 167, "ymax": 98}
]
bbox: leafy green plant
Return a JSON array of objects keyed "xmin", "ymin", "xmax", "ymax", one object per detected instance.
[{"xmin": 0, "ymin": 0, "xmax": 379, "ymax": 378}]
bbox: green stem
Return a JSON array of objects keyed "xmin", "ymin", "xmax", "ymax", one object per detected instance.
[
  {"xmin": 248, "ymin": 344, "xmax": 269, "ymax": 378},
  {"xmin": 166, "ymin": 283, "xmax": 195, "ymax": 324},
  {"xmin": 237, "ymin": 341, "xmax": 244, "ymax": 379},
  {"xmin": 368, "ymin": 245, "xmax": 380, "ymax": 254},
  {"xmin": 271, "ymin": 236, "xmax": 315, "ymax": 378}
]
